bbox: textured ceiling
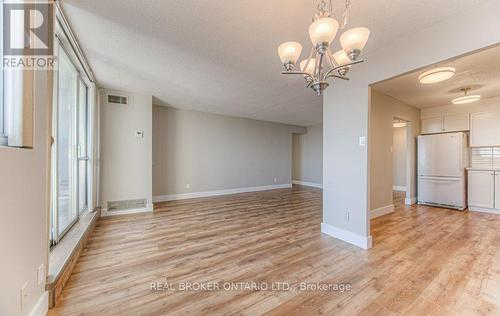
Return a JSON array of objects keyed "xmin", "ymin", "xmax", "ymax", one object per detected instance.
[
  {"xmin": 373, "ymin": 44, "xmax": 500, "ymax": 108},
  {"xmin": 61, "ymin": 0, "xmax": 486, "ymax": 126}
]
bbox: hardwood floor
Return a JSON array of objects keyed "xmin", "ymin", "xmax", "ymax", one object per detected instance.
[{"xmin": 49, "ymin": 186, "xmax": 500, "ymax": 315}]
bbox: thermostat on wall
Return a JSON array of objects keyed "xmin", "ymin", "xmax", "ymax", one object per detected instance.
[{"xmin": 135, "ymin": 131, "xmax": 144, "ymax": 138}]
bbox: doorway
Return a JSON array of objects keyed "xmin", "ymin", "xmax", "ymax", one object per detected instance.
[{"xmin": 393, "ymin": 118, "xmax": 411, "ymax": 204}]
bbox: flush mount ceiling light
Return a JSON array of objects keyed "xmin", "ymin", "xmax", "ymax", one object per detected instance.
[
  {"xmin": 277, "ymin": 0, "xmax": 370, "ymax": 96},
  {"xmin": 418, "ymin": 67, "xmax": 455, "ymax": 84},
  {"xmin": 393, "ymin": 120, "xmax": 407, "ymax": 128},
  {"xmin": 452, "ymin": 88, "xmax": 481, "ymax": 104}
]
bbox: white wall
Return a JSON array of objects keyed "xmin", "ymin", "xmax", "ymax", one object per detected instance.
[
  {"xmin": 323, "ymin": 0, "xmax": 500, "ymax": 249},
  {"xmin": 100, "ymin": 90, "xmax": 153, "ymax": 215},
  {"xmin": 0, "ymin": 70, "xmax": 50, "ymax": 315},
  {"xmin": 369, "ymin": 90, "xmax": 420, "ymax": 211},
  {"xmin": 152, "ymin": 105, "xmax": 305, "ymax": 199},
  {"xmin": 393, "ymin": 126, "xmax": 407, "ymax": 189},
  {"xmin": 292, "ymin": 124, "xmax": 323, "ymax": 186},
  {"xmin": 421, "ymin": 95, "xmax": 500, "ymax": 118}
]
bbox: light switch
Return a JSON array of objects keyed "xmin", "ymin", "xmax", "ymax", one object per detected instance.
[{"xmin": 359, "ymin": 136, "xmax": 366, "ymax": 146}]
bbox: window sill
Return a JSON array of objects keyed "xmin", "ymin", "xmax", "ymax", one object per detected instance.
[{"xmin": 46, "ymin": 209, "xmax": 100, "ymax": 308}]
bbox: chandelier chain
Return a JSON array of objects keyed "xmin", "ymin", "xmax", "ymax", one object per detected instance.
[
  {"xmin": 341, "ymin": 0, "xmax": 351, "ymax": 29},
  {"xmin": 317, "ymin": 0, "xmax": 333, "ymax": 13}
]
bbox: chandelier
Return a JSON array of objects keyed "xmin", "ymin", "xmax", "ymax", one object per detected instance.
[{"xmin": 277, "ymin": 0, "xmax": 370, "ymax": 95}]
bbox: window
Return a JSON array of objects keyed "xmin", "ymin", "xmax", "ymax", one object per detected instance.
[
  {"xmin": 0, "ymin": 0, "xmax": 6, "ymax": 146},
  {"xmin": 50, "ymin": 17, "xmax": 92, "ymax": 247}
]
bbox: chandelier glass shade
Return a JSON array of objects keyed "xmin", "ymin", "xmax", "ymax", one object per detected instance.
[{"xmin": 278, "ymin": 0, "xmax": 370, "ymax": 95}]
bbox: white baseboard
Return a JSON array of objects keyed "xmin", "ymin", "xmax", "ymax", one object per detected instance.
[
  {"xmin": 468, "ymin": 206, "xmax": 500, "ymax": 215},
  {"xmin": 370, "ymin": 204, "xmax": 395, "ymax": 219},
  {"xmin": 101, "ymin": 203, "xmax": 154, "ymax": 217},
  {"xmin": 392, "ymin": 185, "xmax": 406, "ymax": 191},
  {"xmin": 321, "ymin": 223, "xmax": 373, "ymax": 249},
  {"xmin": 292, "ymin": 180, "xmax": 323, "ymax": 188},
  {"xmin": 153, "ymin": 184, "xmax": 292, "ymax": 203},
  {"xmin": 28, "ymin": 291, "xmax": 48, "ymax": 316},
  {"xmin": 405, "ymin": 197, "xmax": 417, "ymax": 205}
]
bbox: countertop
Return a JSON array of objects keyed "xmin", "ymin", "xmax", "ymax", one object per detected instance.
[{"xmin": 466, "ymin": 167, "xmax": 500, "ymax": 171}]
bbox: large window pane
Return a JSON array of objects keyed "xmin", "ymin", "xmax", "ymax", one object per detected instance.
[
  {"xmin": 56, "ymin": 47, "xmax": 78, "ymax": 236},
  {"xmin": 77, "ymin": 79, "xmax": 88, "ymax": 213}
]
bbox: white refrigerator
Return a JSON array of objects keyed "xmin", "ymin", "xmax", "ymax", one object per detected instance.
[{"xmin": 417, "ymin": 132, "xmax": 468, "ymax": 210}]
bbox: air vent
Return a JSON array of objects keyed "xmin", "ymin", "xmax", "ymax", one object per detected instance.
[
  {"xmin": 107, "ymin": 94, "xmax": 128, "ymax": 105},
  {"xmin": 107, "ymin": 199, "xmax": 147, "ymax": 212}
]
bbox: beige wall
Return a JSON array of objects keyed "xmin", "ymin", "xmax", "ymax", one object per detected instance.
[
  {"xmin": 0, "ymin": 70, "xmax": 51, "ymax": 315},
  {"xmin": 152, "ymin": 105, "xmax": 304, "ymax": 197},
  {"xmin": 369, "ymin": 89, "xmax": 420, "ymax": 211},
  {"xmin": 393, "ymin": 126, "xmax": 407, "ymax": 189},
  {"xmin": 100, "ymin": 90, "xmax": 153, "ymax": 214},
  {"xmin": 292, "ymin": 124, "xmax": 323, "ymax": 185}
]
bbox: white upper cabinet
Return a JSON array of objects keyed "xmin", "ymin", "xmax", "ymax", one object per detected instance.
[
  {"xmin": 444, "ymin": 113, "xmax": 470, "ymax": 132},
  {"xmin": 422, "ymin": 114, "xmax": 470, "ymax": 135},
  {"xmin": 470, "ymin": 111, "xmax": 500, "ymax": 147},
  {"xmin": 421, "ymin": 117, "xmax": 443, "ymax": 134}
]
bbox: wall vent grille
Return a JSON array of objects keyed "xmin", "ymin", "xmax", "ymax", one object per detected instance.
[
  {"xmin": 107, "ymin": 94, "xmax": 128, "ymax": 105},
  {"xmin": 107, "ymin": 199, "xmax": 147, "ymax": 211}
]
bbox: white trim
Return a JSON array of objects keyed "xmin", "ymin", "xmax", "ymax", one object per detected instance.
[
  {"xmin": 321, "ymin": 223, "xmax": 373, "ymax": 250},
  {"xmin": 370, "ymin": 204, "xmax": 395, "ymax": 219},
  {"xmin": 405, "ymin": 197, "xmax": 417, "ymax": 205},
  {"xmin": 468, "ymin": 206, "xmax": 500, "ymax": 215},
  {"xmin": 392, "ymin": 185, "xmax": 406, "ymax": 191},
  {"xmin": 292, "ymin": 180, "xmax": 323, "ymax": 188},
  {"xmin": 153, "ymin": 184, "xmax": 292, "ymax": 202},
  {"xmin": 101, "ymin": 203, "xmax": 154, "ymax": 217},
  {"xmin": 28, "ymin": 291, "xmax": 48, "ymax": 316},
  {"xmin": 55, "ymin": 2, "xmax": 96, "ymax": 83}
]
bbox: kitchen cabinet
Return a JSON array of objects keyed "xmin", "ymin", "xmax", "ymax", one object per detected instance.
[
  {"xmin": 496, "ymin": 172, "xmax": 500, "ymax": 209},
  {"xmin": 470, "ymin": 111, "xmax": 500, "ymax": 147},
  {"xmin": 468, "ymin": 170, "xmax": 495, "ymax": 209},
  {"xmin": 444, "ymin": 114, "xmax": 469, "ymax": 132},
  {"xmin": 421, "ymin": 117, "xmax": 443, "ymax": 134},
  {"xmin": 421, "ymin": 114, "xmax": 469, "ymax": 134}
]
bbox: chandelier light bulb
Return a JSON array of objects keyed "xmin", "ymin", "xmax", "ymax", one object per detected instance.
[
  {"xmin": 278, "ymin": 42, "xmax": 303, "ymax": 66},
  {"xmin": 309, "ymin": 17, "xmax": 339, "ymax": 47},
  {"xmin": 332, "ymin": 50, "xmax": 350, "ymax": 66},
  {"xmin": 300, "ymin": 58, "xmax": 317, "ymax": 77},
  {"xmin": 340, "ymin": 27, "xmax": 370, "ymax": 59}
]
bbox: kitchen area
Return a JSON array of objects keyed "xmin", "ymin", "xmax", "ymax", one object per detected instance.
[
  {"xmin": 420, "ymin": 109, "xmax": 500, "ymax": 214},
  {"xmin": 370, "ymin": 44, "xmax": 500, "ymax": 217}
]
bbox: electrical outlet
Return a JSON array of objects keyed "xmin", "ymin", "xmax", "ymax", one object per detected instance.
[
  {"xmin": 37, "ymin": 264, "xmax": 45, "ymax": 285},
  {"xmin": 186, "ymin": 183, "xmax": 190, "ymax": 189},
  {"xmin": 20, "ymin": 282, "xmax": 28, "ymax": 311},
  {"xmin": 274, "ymin": 177, "xmax": 278, "ymax": 183}
]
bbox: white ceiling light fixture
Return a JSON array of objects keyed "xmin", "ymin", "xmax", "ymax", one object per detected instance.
[
  {"xmin": 277, "ymin": 0, "xmax": 370, "ymax": 96},
  {"xmin": 418, "ymin": 66, "xmax": 455, "ymax": 84},
  {"xmin": 452, "ymin": 88, "xmax": 481, "ymax": 104}
]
